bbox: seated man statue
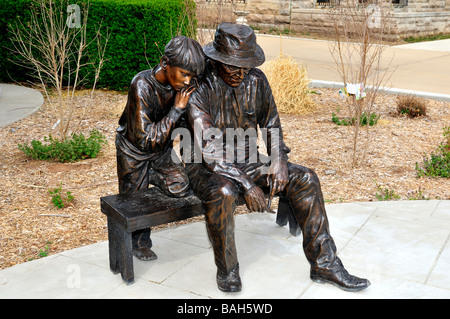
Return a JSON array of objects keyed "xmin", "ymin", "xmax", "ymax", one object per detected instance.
[
  {"xmin": 184, "ymin": 23, "xmax": 370, "ymax": 292},
  {"xmin": 116, "ymin": 36, "xmax": 205, "ymax": 261}
]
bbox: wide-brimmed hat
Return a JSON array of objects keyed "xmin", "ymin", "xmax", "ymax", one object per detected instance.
[{"xmin": 203, "ymin": 23, "xmax": 265, "ymax": 68}]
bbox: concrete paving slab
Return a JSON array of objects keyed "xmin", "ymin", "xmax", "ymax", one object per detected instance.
[
  {"xmin": 0, "ymin": 201, "xmax": 449, "ymax": 299},
  {"xmin": 0, "ymin": 83, "xmax": 43, "ymax": 127},
  {"xmin": 394, "ymin": 39, "xmax": 450, "ymax": 52}
]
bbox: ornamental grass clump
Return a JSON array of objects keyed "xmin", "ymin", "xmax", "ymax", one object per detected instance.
[
  {"xmin": 396, "ymin": 95, "xmax": 427, "ymax": 118},
  {"xmin": 261, "ymin": 53, "xmax": 316, "ymax": 115}
]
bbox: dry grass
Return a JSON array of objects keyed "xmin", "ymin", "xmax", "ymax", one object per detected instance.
[
  {"xmin": 261, "ymin": 53, "xmax": 316, "ymax": 115},
  {"xmin": 396, "ymin": 95, "xmax": 428, "ymax": 118}
]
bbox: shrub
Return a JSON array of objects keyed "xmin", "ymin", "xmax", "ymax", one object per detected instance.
[
  {"xmin": 415, "ymin": 126, "xmax": 450, "ymax": 178},
  {"xmin": 1, "ymin": 0, "xmax": 195, "ymax": 90},
  {"xmin": 0, "ymin": 0, "xmax": 32, "ymax": 82},
  {"xmin": 18, "ymin": 129, "xmax": 107, "ymax": 162},
  {"xmin": 81, "ymin": 0, "xmax": 196, "ymax": 90},
  {"xmin": 396, "ymin": 95, "xmax": 427, "ymax": 118}
]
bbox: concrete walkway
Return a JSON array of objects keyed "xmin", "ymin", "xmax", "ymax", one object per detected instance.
[
  {"xmin": 257, "ymin": 35, "xmax": 450, "ymax": 96},
  {"xmin": 0, "ymin": 200, "xmax": 449, "ymax": 299},
  {"xmin": 0, "ymin": 83, "xmax": 43, "ymax": 127}
]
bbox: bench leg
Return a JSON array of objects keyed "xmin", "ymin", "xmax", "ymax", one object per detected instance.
[
  {"xmin": 276, "ymin": 197, "xmax": 302, "ymax": 237},
  {"xmin": 107, "ymin": 216, "xmax": 135, "ymax": 285}
]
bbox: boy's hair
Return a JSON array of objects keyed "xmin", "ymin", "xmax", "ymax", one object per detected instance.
[{"xmin": 164, "ymin": 36, "xmax": 205, "ymax": 76}]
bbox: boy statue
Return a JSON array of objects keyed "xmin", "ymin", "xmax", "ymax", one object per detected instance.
[{"xmin": 115, "ymin": 36, "xmax": 205, "ymax": 261}]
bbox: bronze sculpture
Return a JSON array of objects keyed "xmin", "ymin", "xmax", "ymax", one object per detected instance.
[
  {"xmin": 115, "ymin": 36, "xmax": 205, "ymax": 261},
  {"xmin": 184, "ymin": 23, "xmax": 371, "ymax": 292}
]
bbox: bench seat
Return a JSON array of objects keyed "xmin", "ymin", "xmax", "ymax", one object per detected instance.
[{"xmin": 100, "ymin": 187, "xmax": 300, "ymax": 284}]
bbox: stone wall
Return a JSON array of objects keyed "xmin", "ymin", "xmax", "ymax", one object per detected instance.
[
  {"xmin": 407, "ymin": 0, "xmax": 447, "ymax": 12},
  {"xmin": 391, "ymin": 11, "xmax": 450, "ymax": 38},
  {"xmin": 244, "ymin": 0, "xmax": 450, "ymax": 40},
  {"xmin": 244, "ymin": 0, "xmax": 293, "ymax": 29}
]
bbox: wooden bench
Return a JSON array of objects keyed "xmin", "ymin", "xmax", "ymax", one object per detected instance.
[{"xmin": 100, "ymin": 187, "xmax": 300, "ymax": 284}]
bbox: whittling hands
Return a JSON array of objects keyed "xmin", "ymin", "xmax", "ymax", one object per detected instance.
[{"xmin": 244, "ymin": 185, "xmax": 266, "ymax": 213}]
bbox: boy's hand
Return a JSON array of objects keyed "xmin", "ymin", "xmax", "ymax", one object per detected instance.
[{"xmin": 174, "ymin": 79, "xmax": 197, "ymax": 110}]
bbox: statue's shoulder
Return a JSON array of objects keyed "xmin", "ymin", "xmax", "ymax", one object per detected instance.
[
  {"xmin": 127, "ymin": 69, "xmax": 161, "ymax": 97},
  {"xmin": 195, "ymin": 68, "xmax": 216, "ymax": 92},
  {"xmin": 248, "ymin": 68, "xmax": 270, "ymax": 90},
  {"xmin": 130, "ymin": 69, "xmax": 153, "ymax": 86},
  {"xmin": 249, "ymin": 67, "xmax": 267, "ymax": 80}
]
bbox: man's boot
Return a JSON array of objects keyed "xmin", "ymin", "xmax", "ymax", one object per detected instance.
[{"xmin": 217, "ymin": 263, "xmax": 242, "ymax": 292}]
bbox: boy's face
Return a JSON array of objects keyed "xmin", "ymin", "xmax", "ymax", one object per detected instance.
[{"xmin": 165, "ymin": 65, "xmax": 196, "ymax": 91}]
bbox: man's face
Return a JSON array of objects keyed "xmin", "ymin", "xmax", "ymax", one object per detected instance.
[
  {"xmin": 165, "ymin": 65, "xmax": 196, "ymax": 91},
  {"xmin": 216, "ymin": 62, "xmax": 250, "ymax": 87}
]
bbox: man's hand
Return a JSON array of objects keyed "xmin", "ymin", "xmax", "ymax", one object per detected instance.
[
  {"xmin": 174, "ymin": 83, "xmax": 197, "ymax": 110},
  {"xmin": 244, "ymin": 185, "xmax": 266, "ymax": 212},
  {"xmin": 267, "ymin": 158, "xmax": 289, "ymax": 197}
]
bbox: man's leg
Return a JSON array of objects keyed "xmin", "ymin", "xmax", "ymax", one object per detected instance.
[
  {"xmin": 246, "ymin": 162, "xmax": 370, "ymax": 292},
  {"xmin": 186, "ymin": 163, "xmax": 241, "ymax": 292}
]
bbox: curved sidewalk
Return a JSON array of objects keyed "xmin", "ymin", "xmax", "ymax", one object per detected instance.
[
  {"xmin": 0, "ymin": 83, "xmax": 44, "ymax": 127},
  {"xmin": 0, "ymin": 200, "xmax": 449, "ymax": 299}
]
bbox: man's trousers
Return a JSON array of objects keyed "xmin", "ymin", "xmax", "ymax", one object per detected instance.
[{"xmin": 186, "ymin": 161, "xmax": 341, "ymax": 276}]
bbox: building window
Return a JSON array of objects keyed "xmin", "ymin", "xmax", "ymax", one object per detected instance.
[
  {"xmin": 317, "ymin": 0, "xmax": 340, "ymax": 6},
  {"xmin": 392, "ymin": 0, "xmax": 408, "ymax": 5},
  {"xmin": 317, "ymin": 0, "xmax": 408, "ymax": 5}
]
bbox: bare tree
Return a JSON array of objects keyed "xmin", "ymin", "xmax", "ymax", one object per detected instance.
[
  {"xmin": 193, "ymin": 0, "xmax": 240, "ymax": 45},
  {"xmin": 172, "ymin": 0, "xmax": 239, "ymax": 46},
  {"xmin": 8, "ymin": 0, "xmax": 109, "ymax": 140},
  {"xmin": 328, "ymin": 0, "xmax": 395, "ymax": 167},
  {"xmin": 144, "ymin": 0, "xmax": 240, "ymax": 69}
]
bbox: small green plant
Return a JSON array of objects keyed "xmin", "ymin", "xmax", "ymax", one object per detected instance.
[
  {"xmin": 375, "ymin": 182, "xmax": 400, "ymax": 201},
  {"xmin": 443, "ymin": 125, "xmax": 450, "ymax": 152},
  {"xmin": 39, "ymin": 241, "xmax": 52, "ymax": 258},
  {"xmin": 406, "ymin": 187, "xmax": 429, "ymax": 200},
  {"xmin": 18, "ymin": 129, "xmax": 107, "ymax": 163},
  {"xmin": 416, "ymin": 126, "xmax": 450, "ymax": 178},
  {"xmin": 332, "ymin": 110, "xmax": 379, "ymax": 126},
  {"xmin": 48, "ymin": 184, "xmax": 74, "ymax": 209}
]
